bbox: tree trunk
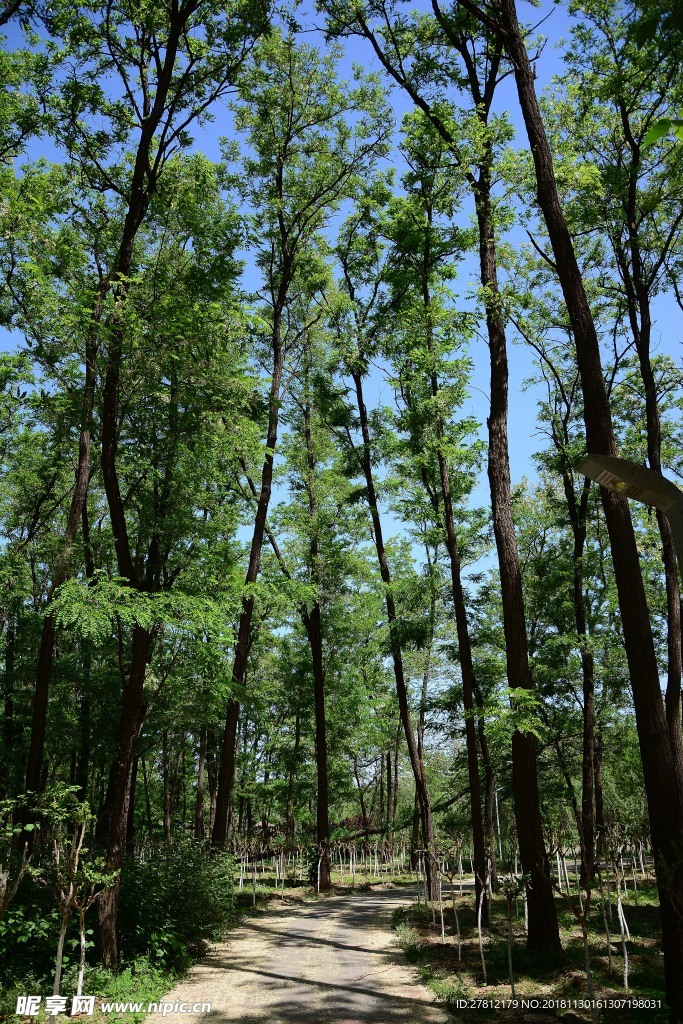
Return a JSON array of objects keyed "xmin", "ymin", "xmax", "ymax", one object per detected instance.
[
  {"xmin": 353, "ymin": 756, "xmax": 369, "ymax": 831},
  {"xmin": 141, "ymin": 755, "xmax": 154, "ymax": 844},
  {"xmin": 350, "ymin": 368, "xmax": 437, "ymax": 897},
  {"xmin": 126, "ymin": 755, "xmax": 138, "ymax": 854},
  {"xmin": 96, "ymin": 625, "xmax": 150, "ymax": 966},
  {"xmin": 212, "ymin": 308, "xmax": 286, "ymax": 848},
  {"xmin": 195, "ymin": 728, "xmax": 206, "ymax": 841},
  {"xmin": 2, "ymin": 623, "xmax": 15, "ymax": 799},
  {"xmin": 163, "ymin": 732, "xmax": 172, "ymax": 843},
  {"xmin": 347, "ymin": 1, "xmax": 556, "ymax": 948},
  {"xmin": 285, "ymin": 712, "xmax": 301, "ymax": 844},
  {"xmin": 495, "ymin": 0, "xmax": 683, "ymax": 1005},
  {"xmin": 25, "ymin": 326, "xmax": 98, "ymax": 799},
  {"xmin": 207, "ymin": 730, "xmax": 217, "ymax": 835},
  {"xmin": 304, "ymin": 605, "xmax": 331, "ymax": 890}
]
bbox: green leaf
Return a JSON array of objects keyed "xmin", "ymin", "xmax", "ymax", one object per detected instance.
[{"xmin": 642, "ymin": 119, "xmax": 672, "ymax": 148}]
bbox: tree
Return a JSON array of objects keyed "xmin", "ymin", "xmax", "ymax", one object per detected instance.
[
  {"xmin": 211, "ymin": 30, "xmax": 390, "ymax": 848},
  {"xmin": 475, "ymin": 0, "xmax": 683, "ymax": 1010}
]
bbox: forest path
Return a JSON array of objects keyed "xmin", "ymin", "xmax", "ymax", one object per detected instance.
[{"xmin": 146, "ymin": 884, "xmax": 454, "ymax": 1024}]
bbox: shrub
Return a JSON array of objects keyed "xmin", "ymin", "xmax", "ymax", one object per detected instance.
[{"xmin": 118, "ymin": 842, "xmax": 234, "ymax": 968}]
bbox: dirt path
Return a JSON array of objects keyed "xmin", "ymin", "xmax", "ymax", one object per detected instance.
[{"xmin": 146, "ymin": 886, "xmax": 453, "ymax": 1024}]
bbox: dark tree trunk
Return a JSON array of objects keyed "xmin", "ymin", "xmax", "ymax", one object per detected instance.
[
  {"xmin": 96, "ymin": 625, "xmax": 150, "ymax": 966},
  {"xmin": 261, "ymin": 752, "xmax": 271, "ymax": 847},
  {"xmin": 350, "ymin": 11, "xmax": 554, "ymax": 940},
  {"xmin": 612, "ymin": 104, "xmax": 683, "ymax": 771},
  {"xmin": 410, "ymin": 793, "xmax": 420, "ymax": 871},
  {"xmin": 76, "ymin": 692, "xmax": 90, "ymax": 804},
  {"xmin": 207, "ymin": 729, "xmax": 217, "ymax": 835},
  {"xmin": 162, "ymin": 731, "xmax": 172, "ymax": 843},
  {"xmin": 285, "ymin": 712, "xmax": 301, "ymax": 844},
  {"xmin": 195, "ymin": 728, "xmax": 206, "ymax": 841},
  {"xmin": 594, "ymin": 727, "xmax": 605, "ymax": 859},
  {"xmin": 300, "ymin": 391, "xmax": 331, "ymax": 889},
  {"xmin": 25, "ymin": 325, "xmax": 98, "ymax": 800},
  {"xmin": 472, "ymin": 138, "xmax": 561, "ymax": 950},
  {"xmin": 386, "ymin": 751, "xmax": 392, "ymax": 829},
  {"xmin": 213, "ymin": 308, "xmax": 286, "ymax": 848},
  {"xmin": 126, "ymin": 755, "xmax": 138, "ymax": 854},
  {"xmin": 393, "ymin": 725, "xmax": 400, "ymax": 822},
  {"xmin": 378, "ymin": 753, "xmax": 385, "ymax": 829},
  {"xmin": 353, "ymin": 756, "xmax": 369, "ymax": 832},
  {"xmin": 2, "ymin": 623, "xmax": 15, "ymax": 798},
  {"xmin": 494, "ymin": 0, "xmax": 683, "ymax": 1005},
  {"xmin": 304, "ymin": 605, "xmax": 331, "ymax": 890},
  {"xmin": 412, "ymin": 188, "xmax": 490, "ymax": 920},
  {"xmin": 141, "ymin": 755, "xmax": 154, "ymax": 844},
  {"xmin": 349, "ymin": 368, "xmax": 437, "ymax": 897}
]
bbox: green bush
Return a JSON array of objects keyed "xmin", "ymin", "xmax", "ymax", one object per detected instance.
[
  {"xmin": 0, "ymin": 880, "xmax": 61, "ymax": 987},
  {"xmin": 117, "ymin": 842, "xmax": 234, "ymax": 968}
]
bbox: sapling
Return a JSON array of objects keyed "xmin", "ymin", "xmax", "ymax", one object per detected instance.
[
  {"xmin": 500, "ymin": 874, "xmax": 526, "ymax": 998},
  {"xmin": 596, "ymin": 868, "xmax": 613, "ymax": 974},
  {"xmin": 550, "ymin": 871, "xmax": 596, "ymax": 1020},
  {"xmin": 438, "ymin": 875, "xmax": 445, "ymax": 943},
  {"xmin": 476, "ymin": 869, "xmax": 488, "ymax": 985},
  {"xmin": 439, "ymin": 859, "xmax": 462, "ymax": 958},
  {"xmin": 612, "ymin": 859, "xmax": 630, "ymax": 989},
  {"xmin": 637, "ymin": 839, "xmax": 647, "ymax": 880},
  {"xmin": 29, "ymin": 793, "xmax": 117, "ymax": 997}
]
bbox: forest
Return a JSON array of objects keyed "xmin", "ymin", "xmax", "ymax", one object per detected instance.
[{"xmin": 0, "ymin": 0, "xmax": 682, "ymax": 1020}]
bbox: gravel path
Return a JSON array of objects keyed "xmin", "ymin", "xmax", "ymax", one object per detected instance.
[{"xmin": 146, "ymin": 886, "xmax": 453, "ymax": 1024}]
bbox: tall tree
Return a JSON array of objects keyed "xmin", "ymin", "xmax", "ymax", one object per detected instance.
[
  {"xmin": 472, "ymin": 0, "xmax": 683, "ymax": 1009},
  {"xmin": 322, "ymin": 0, "xmax": 562, "ymax": 949},
  {"xmin": 211, "ymin": 32, "xmax": 390, "ymax": 847}
]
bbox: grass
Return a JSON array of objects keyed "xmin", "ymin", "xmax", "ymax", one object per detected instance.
[
  {"xmin": 0, "ymin": 958, "xmax": 177, "ymax": 1024},
  {"xmin": 392, "ymin": 875, "xmax": 669, "ymax": 1023}
]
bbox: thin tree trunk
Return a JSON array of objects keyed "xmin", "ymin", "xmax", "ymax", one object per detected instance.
[
  {"xmin": 285, "ymin": 712, "xmax": 301, "ymax": 844},
  {"xmin": 24, "ymin": 326, "xmax": 98, "ymax": 798},
  {"xmin": 301, "ymin": 391, "xmax": 331, "ymax": 890},
  {"xmin": 163, "ymin": 731, "xmax": 172, "ymax": 843},
  {"xmin": 96, "ymin": 625, "xmax": 150, "ymax": 966},
  {"xmin": 212, "ymin": 305, "xmax": 286, "ymax": 848},
  {"xmin": 195, "ymin": 728, "xmax": 206, "ymax": 841},
  {"xmin": 357, "ymin": 10, "xmax": 557, "ymax": 945},
  {"xmin": 475, "ymin": 156, "xmax": 559, "ymax": 951},
  {"xmin": 207, "ymin": 729, "xmax": 217, "ymax": 835},
  {"xmin": 304, "ymin": 605, "xmax": 331, "ymax": 890},
  {"xmin": 126, "ymin": 755, "xmax": 138, "ymax": 854},
  {"xmin": 141, "ymin": 754, "xmax": 153, "ymax": 844},
  {"xmin": 415, "ymin": 193, "xmax": 490, "ymax": 922},
  {"xmin": 349, "ymin": 368, "xmax": 437, "ymax": 897},
  {"xmin": 2, "ymin": 623, "xmax": 15, "ymax": 798}
]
